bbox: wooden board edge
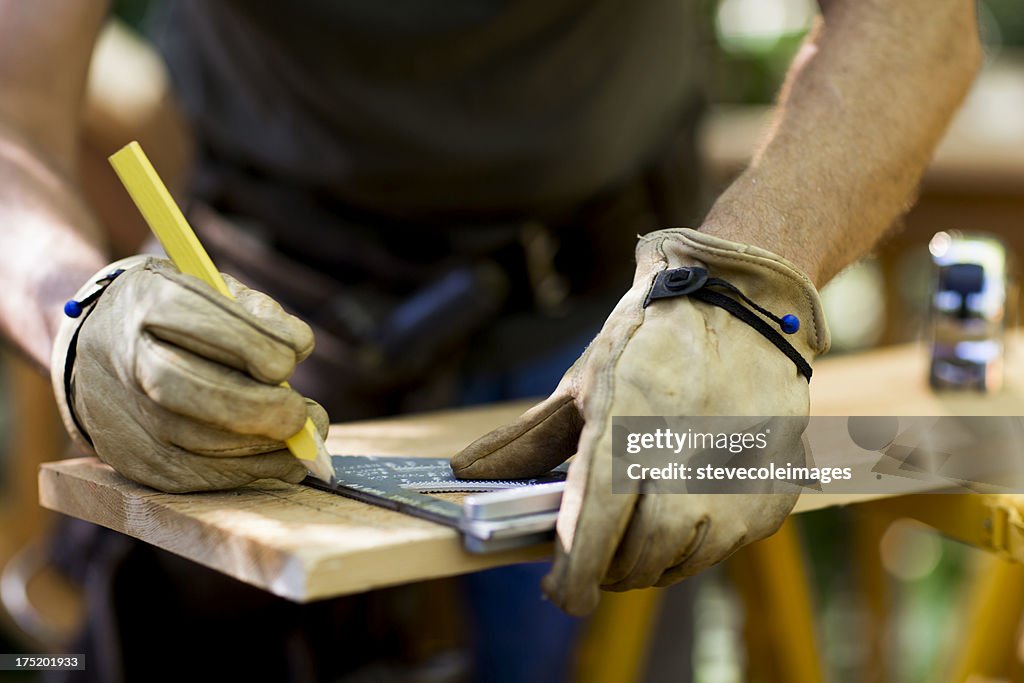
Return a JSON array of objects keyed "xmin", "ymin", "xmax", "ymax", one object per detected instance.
[
  {"xmin": 39, "ymin": 461, "xmax": 312, "ymax": 601},
  {"xmin": 38, "ymin": 459, "xmax": 554, "ymax": 602}
]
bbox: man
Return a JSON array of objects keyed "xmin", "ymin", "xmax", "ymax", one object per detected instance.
[{"xmin": 0, "ymin": 0, "xmax": 979, "ymax": 679}]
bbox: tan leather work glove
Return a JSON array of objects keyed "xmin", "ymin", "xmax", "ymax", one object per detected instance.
[
  {"xmin": 51, "ymin": 257, "xmax": 328, "ymax": 493},
  {"xmin": 452, "ymin": 228, "xmax": 830, "ymax": 615}
]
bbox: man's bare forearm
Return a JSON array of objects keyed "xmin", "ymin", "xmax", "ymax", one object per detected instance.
[
  {"xmin": 701, "ymin": 0, "xmax": 981, "ymax": 287},
  {"xmin": 0, "ymin": 126, "xmax": 108, "ymax": 370},
  {"xmin": 0, "ymin": 0, "xmax": 110, "ymax": 370}
]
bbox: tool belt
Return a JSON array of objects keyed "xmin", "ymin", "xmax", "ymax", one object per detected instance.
[{"xmin": 189, "ymin": 120, "xmax": 705, "ymax": 419}]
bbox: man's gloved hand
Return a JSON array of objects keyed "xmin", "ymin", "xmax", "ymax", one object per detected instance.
[
  {"xmin": 451, "ymin": 228, "xmax": 830, "ymax": 616},
  {"xmin": 51, "ymin": 257, "xmax": 328, "ymax": 493}
]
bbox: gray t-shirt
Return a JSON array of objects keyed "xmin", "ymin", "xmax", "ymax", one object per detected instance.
[{"xmin": 150, "ymin": 0, "xmax": 707, "ymax": 219}]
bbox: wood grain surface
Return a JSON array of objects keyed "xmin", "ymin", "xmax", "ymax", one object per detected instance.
[
  {"xmin": 39, "ymin": 338, "xmax": 1023, "ymax": 600},
  {"xmin": 39, "ymin": 402, "xmax": 546, "ymax": 602}
]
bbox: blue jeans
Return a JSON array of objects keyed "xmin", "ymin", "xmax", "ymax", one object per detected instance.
[{"xmin": 458, "ymin": 330, "xmax": 594, "ymax": 683}]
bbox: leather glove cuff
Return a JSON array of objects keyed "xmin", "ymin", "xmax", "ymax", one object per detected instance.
[
  {"xmin": 635, "ymin": 228, "xmax": 831, "ymax": 362},
  {"xmin": 50, "ymin": 255, "xmax": 153, "ymax": 451}
]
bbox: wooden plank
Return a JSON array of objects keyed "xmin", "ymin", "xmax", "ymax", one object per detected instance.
[
  {"xmin": 794, "ymin": 335, "xmax": 1024, "ymax": 514},
  {"xmin": 39, "ymin": 401, "xmax": 543, "ymax": 602},
  {"xmin": 39, "ymin": 337, "xmax": 1021, "ymax": 601}
]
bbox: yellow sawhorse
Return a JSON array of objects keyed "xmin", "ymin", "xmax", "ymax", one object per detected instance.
[
  {"xmin": 574, "ymin": 517, "xmax": 825, "ymax": 683},
  {"xmin": 859, "ymin": 494, "xmax": 1024, "ymax": 683},
  {"xmin": 574, "ymin": 495, "xmax": 1024, "ymax": 683}
]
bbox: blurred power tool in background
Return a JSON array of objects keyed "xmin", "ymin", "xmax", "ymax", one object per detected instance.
[{"xmin": 928, "ymin": 231, "xmax": 1017, "ymax": 391}]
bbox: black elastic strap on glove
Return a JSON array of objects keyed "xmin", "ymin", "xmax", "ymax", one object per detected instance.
[
  {"xmin": 61, "ymin": 269, "xmax": 126, "ymax": 446},
  {"xmin": 644, "ymin": 266, "xmax": 813, "ymax": 382}
]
